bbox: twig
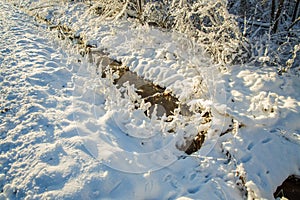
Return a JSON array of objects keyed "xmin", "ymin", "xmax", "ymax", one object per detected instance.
[
  {"xmin": 288, "ymin": 17, "xmax": 300, "ymax": 30},
  {"xmin": 29, "ymin": 4, "xmax": 57, "ymax": 11},
  {"xmin": 236, "ymin": 18, "xmax": 270, "ymax": 28}
]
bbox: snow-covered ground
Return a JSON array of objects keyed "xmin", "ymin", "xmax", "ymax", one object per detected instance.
[{"xmin": 1, "ymin": 1, "xmax": 300, "ymax": 199}]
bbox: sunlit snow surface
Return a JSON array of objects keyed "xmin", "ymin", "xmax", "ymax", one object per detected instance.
[{"xmin": 0, "ymin": 1, "xmax": 300, "ymax": 199}]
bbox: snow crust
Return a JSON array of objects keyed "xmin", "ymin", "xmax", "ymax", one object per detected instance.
[{"xmin": 1, "ymin": 1, "xmax": 300, "ymax": 199}]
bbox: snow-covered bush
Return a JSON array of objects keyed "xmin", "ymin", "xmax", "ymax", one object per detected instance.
[
  {"xmin": 227, "ymin": 0, "xmax": 300, "ymax": 73},
  {"xmin": 169, "ymin": 0, "xmax": 250, "ymax": 64},
  {"xmin": 89, "ymin": 0, "xmax": 250, "ymax": 65},
  {"xmin": 249, "ymin": 32, "xmax": 300, "ymax": 73},
  {"xmin": 87, "ymin": 0, "xmax": 127, "ymax": 19}
]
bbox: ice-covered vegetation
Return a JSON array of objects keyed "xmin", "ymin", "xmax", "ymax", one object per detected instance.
[
  {"xmin": 16, "ymin": 0, "xmax": 299, "ymax": 70},
  {"xmin": 84, "ymin": 0, "xmax": 299, "ymax": 71},
  {"xmin": 228, "ymin": 0, "xmax": 300, "ymax": 72},
  {"xmin": 85, "ymin": 0, "xmax": 249, "ymax": 65}
]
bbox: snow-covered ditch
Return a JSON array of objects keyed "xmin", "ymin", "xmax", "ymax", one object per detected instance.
[{"xmin": 1, "ymin": 0, "xmax": 300, "ymax": 199}]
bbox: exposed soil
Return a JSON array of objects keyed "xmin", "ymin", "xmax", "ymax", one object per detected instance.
[
  {"xmin": 274, "ymin": 175, "xmax": 300, "ymax": 200},
  {"xmin": 100, "ymin": 63, "xmax": 180, "ymax": 117}
]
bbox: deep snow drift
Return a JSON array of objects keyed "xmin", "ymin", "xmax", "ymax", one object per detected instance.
[{"xmin": 1, "ymin": 1, "xmax": 300, "ymax": 199}]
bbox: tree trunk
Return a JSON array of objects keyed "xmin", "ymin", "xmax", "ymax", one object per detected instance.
[
  {"xmin": 239, "ymin": 0, "xmax": 248, "ymax": 17},
  {"xmin": 137, "ymin": 0, "xmax": 142, "ymax": 15},
  {"xmin": 271, "ymin": 0, "xmax": 276, "ymax": 24},
  {"xmin": 272, "ymin": 0, "xmax": 285, "ymax": 33},
  {"xmin": 292, "ymin": 0, "xmax": 300, "ymax": 22}
]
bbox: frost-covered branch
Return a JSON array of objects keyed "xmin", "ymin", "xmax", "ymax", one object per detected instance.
[{"xmin": 90, "ymin": 0, "xmax": 249, "ymax": 65}]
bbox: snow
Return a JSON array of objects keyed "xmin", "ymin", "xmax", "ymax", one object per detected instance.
[{"xmin": 1, "ymin": 0, "xmax": 300, "ymax": 199}]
